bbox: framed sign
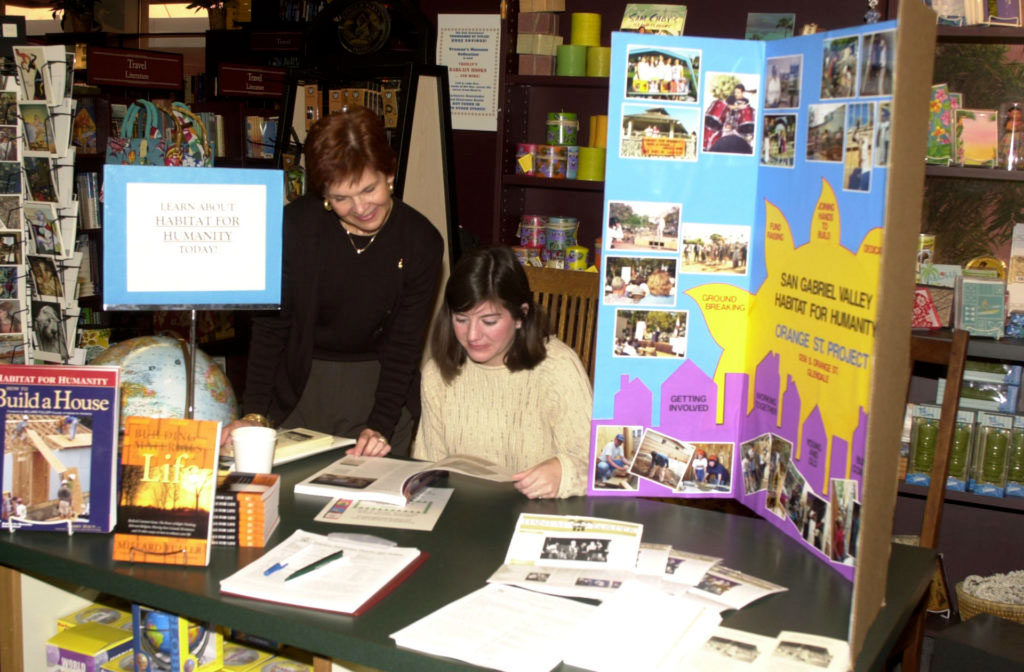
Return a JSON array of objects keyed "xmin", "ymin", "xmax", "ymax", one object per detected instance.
[{"xmin": 102, "ymin": 165, "xmax": 283, "ymax": 310}]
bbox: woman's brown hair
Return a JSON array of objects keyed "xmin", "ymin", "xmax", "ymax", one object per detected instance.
[
  {"xmin": 304, "ymin": 107, "xmax": 397, "ymax": 195},
  {"xmin": 430, "ymin": 246, "xmax": 550, "ymax": 381}
]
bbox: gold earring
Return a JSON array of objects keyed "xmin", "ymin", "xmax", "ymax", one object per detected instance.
[
  {"xmin": 323, "ymin": 198, "xmax": 331, "ymax": 211},
  {"xmin": 388, "ymin": 182, "xmax": 394, "ymax": 194}
]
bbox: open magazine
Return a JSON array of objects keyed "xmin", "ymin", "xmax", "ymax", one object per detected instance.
[{"xmin": 293, "ymin": 455, "xmax": 515, "ymax": 506}]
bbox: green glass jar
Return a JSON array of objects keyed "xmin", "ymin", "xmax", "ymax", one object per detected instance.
[
  {"xmin": 948, "ymin": 421, "xmax": 971, "ymax": 479},
  {"xmin": 1009, "ymin": 428, "xmax": 1024, "ymax": 483},
  {"xmin": 981, "ymin": 428, "xmax": 1009, "ymax": 483},
  {"xmin": 913, "ymin": 419, "xmax": 938, "ymax": 473}
]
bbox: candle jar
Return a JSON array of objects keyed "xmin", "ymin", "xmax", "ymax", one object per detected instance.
[{"xmin": 912, "ymin": 418, "xmax": 938, "ymax": 473}]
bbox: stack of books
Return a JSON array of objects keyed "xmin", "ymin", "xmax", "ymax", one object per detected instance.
[{"xmin": 213, "ymin": 472, "xmax": 281, "ymax": 548}]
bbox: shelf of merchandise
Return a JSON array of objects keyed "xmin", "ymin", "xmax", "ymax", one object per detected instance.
[
  {"xmin": 897, "ymin": 481, "xmax": 1024, "ymax": 513},
  {"xmin": 935, "ymin": 25, "xmax": 1024, "ymax": 42},
  {"xmin": 925, "ymin": 165, "xmax": 1024, "ymax": 180},
  {"xmin": 911, "ymin": 328, "xmax": 1024, "ymax": 362},
  {"xmin": 491, "ymin": 0, "xmax": 612, "ymax": 251}
]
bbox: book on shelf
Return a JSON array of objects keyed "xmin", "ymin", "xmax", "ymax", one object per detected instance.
[
  {"xmin": 0, "ymin": 364, "xmax": 120, "ymax": 533},
  {"xmin": 75, "ymin": 172, "xmax": 100, "ymax": 230},
  {"xmin": 273, "ymin": 427, "xmax": 353, "ymax": 466},
  {"xmin": 293, "ymin": 454, "xmax": 515, "ymax": 506},
  {"xmin": 212, "ymin": 471, "xmax": 280, "ymax": 547},
  {"xmin": 219, "ymin": 528, "xmax": 427, "ymax": 616},
  {"xmin": 111, "ymin": 416, "xmax": 222, "ymax": 566}
]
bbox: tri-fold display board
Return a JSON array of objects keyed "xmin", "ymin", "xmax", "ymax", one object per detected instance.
[{"xmin": 588, "ymin": 0, "xmax": 935, "ymax": 658}]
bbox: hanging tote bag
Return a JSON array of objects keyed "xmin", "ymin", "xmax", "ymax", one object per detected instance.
[
  {"xmin": 104, "ymin": 99, "xmax": 167, "ymax": 166},
  {"xmin": 159, "ymin": 101, "xmax": 215, "ymax": 167}
]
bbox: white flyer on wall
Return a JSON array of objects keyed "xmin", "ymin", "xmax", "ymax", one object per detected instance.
[{"xmin": 436, "ymin": 14, "xmax": 501, "ymax": 131}]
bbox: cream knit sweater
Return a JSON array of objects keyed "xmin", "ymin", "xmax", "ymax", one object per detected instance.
[{"xmin": 412, "ymin": 338, "xmax": 592, "ymax": 497}]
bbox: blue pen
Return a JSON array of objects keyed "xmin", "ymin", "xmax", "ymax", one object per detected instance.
[{"xmin": 263, "ymin": 562, "xmax": 288, "ymax": 576}]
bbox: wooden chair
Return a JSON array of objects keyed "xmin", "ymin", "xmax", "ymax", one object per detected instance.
[
  {"xmin": 523, "ymin": 266, "xmax": 600, "ymax": 381},
  {"xmin": 894, "ymin": 328, "xmax": 970, "ymax": 672}
]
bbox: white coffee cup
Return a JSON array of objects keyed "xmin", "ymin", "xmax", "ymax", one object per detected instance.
[{"xmin": 232, "ymin": 426, "xmax": 277, "ymax": 474}]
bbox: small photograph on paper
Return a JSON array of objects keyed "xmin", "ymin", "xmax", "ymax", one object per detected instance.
[
  {"xmin": 628, "ymin": 428, "xmax": 695, "ymax": 490},
  {"xmin": 30, "ymin": 300, "xmax": 69, "ymax": 361},
  {"xmin": 0, "ymin": 196, "xmax": 18, "ymax": 229},
  {"xmin": 0, "ymin": 125, "xmax": 18, "ymax": 161},
  {"xmin": 313, "ymin": 487, "xmax": 453, "ymax": 532},
  {"xmin": 690, "ymin": 565, "xmax": 787, "ymax": 610},
  {"xmin": 0, "ymin": 162, "xmax": 20, "ymax": 194},
  {"xmin": 829, "ymin": 478, "xmax": 858, "ymax": 565},
  {"xmin": 540, "ymin": 537, "xmax": 610, "ymax": 562},
  {"xmin": 769, "ymin": 630, "xmax": 850, "ymax": 671},
  {"xmin": 676, "ymin": 441, "xmax": 733, "ymax": 493},
  {"xmin": 702, "ymin": 72, "xmax": 759, "ymax": 155},
  {"xmin": 620, "ymin": 102, "xmax": 700, "ymax": 161},
  {"xmin": 0, "ymin": 231, "xmax": 22, "ymax": 265},
  {"xmin": 762, "ymin": 113, "xmax": 796, "ymax": 168},
  {"xmin": 607, "ymin": 199, "xmax": 680, "ymax": 252},
  {"xmin": 740, "ymin": 433, "xmax": 772, "ymax": 495},
  {"xmin": 487, "ymin": 559, "xmax": 631, "ymax": 601},
  {"xmin": 774, "ymin": 459, "xmax": 807, "ymax": 523},
  {"xmin": 613, "ymin": 308, "xmax": 688, "ymax": 358},
  {"xmin": 0, "ymin": 91, "xmax": 16, "ymax": 124},
  {"xmin": 23, "ymin": 156, "xmax": 58, "ymax": 202},
  {"xmin": 19, "ymin": 102, "xmax": 55, "ymax": 153},
  {"xmin": 12, "ymin": 46, "xmax": 49, "ymax": 103},
  {"xmin": 680, "ymin": 222, "xmax": 749, "ymax": 275},
  {"xmin": 764, "ymin": 434, "xmax": 793, "ymax": 510},
  {"xmin": 0, "ymin": 265, "xmax": 22, "ymax": 299},
  {"xmin": 843, "ymin": 102, "xmax": 874, "ymax": 193},
  {"xmin": 0, "ymin": 338, "xmax": 25, "ymax": 363},
  {"xmin": 663, "ymin": 549, "xmax": 722, "ymax": 586},
  {"xmin": 799, "ymin": 488, "xmax": 829, "ymax": 554},
  {"xmin": 807, "ymin": 103, "xmax": 845, "ymax": 162},
  {"xmin": 820, "ymin": 35, "xmax": 859, "ymax": 99},
  {"xmin": 691, "ymin": 626, "xmax": 777, "ymax": 670},
  {"xmin": 859, "ymin": 29, "xmax": 895, "ymax": 96},
  {"xmin": 604, "ymin": 255, "xmax": 677, "ymax": 306},
  {"xmin": 765, "ymin": 54, "xmax": 802, "ymax": 109},
  {"xmin": 625, "ymin": 45, "xmax": 700, "ymax": 103},
  {"xmin": 875, "ymin": 102, "xmax": 892, "ymax": 167},
  {"xmin": 28, "ymin": 254, "xmax": 63, "ymax": 301},
  {"xmin": 0, "ymin": 298, "xmax": 23, "ymax": 339},
  {"xmin": 24, "ymin": 201, "xmax": 62, "ymax": 256},
  {"xmin": 593, "ymin": 424, "xmax": 641, "ymax": 491}
]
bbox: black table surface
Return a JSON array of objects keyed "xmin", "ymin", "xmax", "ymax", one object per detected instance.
[{"xmin": 0, "ymin": 451, "xmax": 934, "ymax": 672}]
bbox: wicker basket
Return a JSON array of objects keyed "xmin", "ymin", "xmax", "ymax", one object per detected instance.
[{"xmin": 955, "ymin": 581, "xmax": 1024, "ymax": 625}]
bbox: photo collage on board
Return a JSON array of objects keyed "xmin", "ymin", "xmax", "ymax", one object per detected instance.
[
  {"xmin": 800, "ymin": 28, "xmax": 896, "ymax": 192},
  {"xmin": 739, "ymin": 432, "xmax": 860, "ymax": 565},
  {"xmin": 8, "ymin": 45, "xmax": 83, "ymax": 364}
]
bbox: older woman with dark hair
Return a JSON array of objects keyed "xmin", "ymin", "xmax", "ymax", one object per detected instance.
[
  {"xmin": 411, "ymin": 246, "xmax": 592, "ymax": 498},
  {"xmin": 224, "ymin": 107, "xmax": 443, "ymax": 457}
]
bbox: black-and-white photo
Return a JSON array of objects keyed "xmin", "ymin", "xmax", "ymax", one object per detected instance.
[{"xmin": 540, "ymin": 537, "xmax": 610, "ymax": 562}]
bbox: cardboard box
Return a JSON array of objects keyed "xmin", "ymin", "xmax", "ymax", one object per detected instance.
[
  {"xmin": 222, "ymin": 641, "xmax": 276, "ymax": 671},
  {"xmin": 936, "ymin": 378, "xmax": 1020, "ymax": 414},
  {"xmin": 518, "ymin": 54, "xmax": 556, "ymax": 75},
  {"xmin": 57, "ymin": 603, "xmax": 133, "ymax": 633},
  {"xmin": 516, "ymin": 33, "xmax": 563, "ymax": 56},
  {"xmin": 518, "ymin": 11, "xmax": 560, "ymax": 34},
  {"xmin": 46, "ymin": 623, "xmax": 133, "ymax": 672},
  {"xmin": 132, "ymin": 605, "xmax": 223, "ymax": 672},
  {"xmin": 955, "ymin": 274, "xmax": 1006, "ymax": 339},
  {"xmin": 99, "ymin": 650, "xmax": 133, "ymax": 672}
]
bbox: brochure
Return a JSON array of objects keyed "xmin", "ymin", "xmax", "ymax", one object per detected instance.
[
  {"xmin": 391, "ymin": 584, "xmax": 596, "ymax": 672},
  {"xmin": 293, "ymin": 454, "xmax": 514, "ymax": 506},
  {"xmin": 219, "ymin": 529, "xmax": 426, "ymax": 616},
  {"xmin": 688, "ymin": 565, "xmax": 787, "ymax": 610},
  {"xmin": 313, "ymin": 487, "xmax": 454, "ymax": 531}
]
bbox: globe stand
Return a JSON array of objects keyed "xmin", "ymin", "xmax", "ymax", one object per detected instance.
[{"xmin": 185, "ymin": 309, "xmax": 197, "ymax": 420}]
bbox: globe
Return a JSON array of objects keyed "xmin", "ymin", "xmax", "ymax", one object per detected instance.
[{"xmin": 91, "ymin": 335, "xmax": 238, "ymax": 430}]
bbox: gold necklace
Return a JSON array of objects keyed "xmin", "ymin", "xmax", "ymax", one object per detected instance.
[
  {"xmin": 346, "ymin": 230, "xmax": 377, "ymax": 255},
  {"xmin": 339, "ymin": 199, "xmax": 393, "ymax": 255}
]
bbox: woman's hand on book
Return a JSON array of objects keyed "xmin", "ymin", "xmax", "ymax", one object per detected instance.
[
  {"xmin": 347, "ymin": 428, "xmax": 393, "ymax": 457},
  {"xmin": 512, "ymin": 457, "xmax": 562, "ymax": 499}
]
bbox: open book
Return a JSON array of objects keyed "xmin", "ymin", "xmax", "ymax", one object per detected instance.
[
  {"xmin": 219, "ymin": 529, "xmax": 426, "ymax": 616},
  {"xmin": 293, "ymin": 455, "xmax": 515, "ymax": 506}
]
